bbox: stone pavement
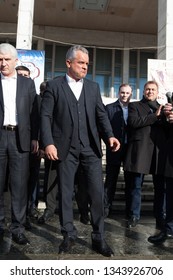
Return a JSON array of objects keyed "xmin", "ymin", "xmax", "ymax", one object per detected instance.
[{"xmin": 1, "ymin": 192, "xmax": 173, "ymax": 260}]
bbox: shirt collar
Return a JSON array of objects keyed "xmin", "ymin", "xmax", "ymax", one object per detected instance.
[
  {"xmin": 1, "ymin": 71, "xmax": 17, "ymax": 80},
  {"xmin": 66, "ymin": 74, "xmax": 83, "ymax": 84},
  {"xmin": 119, "ymin": 100, "xmax": 128, "ymax": 109}
]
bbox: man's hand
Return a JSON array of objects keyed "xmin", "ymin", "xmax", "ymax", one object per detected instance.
[
  {"xmin": 31, "ymin": 140, "xmax": 39, "ymax": 154},
  {"xmin": 163, "ymin": 103, "xmax": 173, "ymax": 117},
  {"xmin": 108, "ymin": 137, "xmax": 120, "ymax": 152},
  {"xmin": 167, "ymin": 111, "xmax": 173, "ymax": 123},
  {"xmin": 45, "ymin": 144, "xmax": 59, "ymax": 160},
  {"xmin": 156, "ymin": 105, "xmax": 163, "ymax": 116}
]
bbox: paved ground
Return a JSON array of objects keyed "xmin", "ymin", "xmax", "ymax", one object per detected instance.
[{"xmin": 1, "ymin": 192, "xmax": 173, "ymax": 260}]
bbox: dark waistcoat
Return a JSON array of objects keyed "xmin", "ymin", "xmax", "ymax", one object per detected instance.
[{"xmin": 70, "ymin": 87, "xmax": 91, "ymax": 148}]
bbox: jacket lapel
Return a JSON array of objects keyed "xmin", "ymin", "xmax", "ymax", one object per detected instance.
[
  {"xmin": 0, "ymin": 77, "xmax": 4, "ymax": 112},
  {"xmin": 140, "ymin": 98, "xmax": 151, "ymax": 113},
  {"xmin": 61, "ymin": 76, "xmax": 74, "ymax": 121},
  {"xmin": 16, "ymin": 75, "xmax": 23, "ymax": 112}
]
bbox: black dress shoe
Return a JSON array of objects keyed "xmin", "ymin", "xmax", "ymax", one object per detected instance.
[
  {"xmin": 127, "ymin": 216, "xmax": 139, "ymax": 228},
  {"xmin": 92, "ymin": 239, "xmax": 114, "ymax": 257},
  {"xmin": 59, "ymin": 237, "xmax": 75, "ymax": 254},
  {"xmin": 38, "ymin": 210, "xmax": 54, "ymax": 224},
  {"xmin": 12, "ymin": 233, "xmax": 30, "ymax": 245},
  {"xmin": 148, "ymin": 231, "xmax": 173, "ymax": 244}
]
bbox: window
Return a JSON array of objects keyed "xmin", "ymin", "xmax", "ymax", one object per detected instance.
[
  {"xmin": 95, "ymin": 49, "xmax": 112, "ymax": 96},
  {"xmin": 129, "ymin": 50, "xmax": 156, "ymax": 99},
  {"xmin": 129, "ymin": 51, "xmax": 137, "ymax": 98},
  {"xmin": 45, "ymin": 44, "xmax": 53, "ymax": 81},
  {"xmin": 139, "ymin": 51, "xmax": 155, "ymax": 98},
  {"xmin": 114, "ymin": 50, "xmax": 122, "ymax": 97}
]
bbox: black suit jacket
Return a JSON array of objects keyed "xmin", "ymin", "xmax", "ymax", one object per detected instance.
[
  {"xmin": 40, "ymin": 76, "xmax": 114, "ymax": 161},
  {"xmin": 105, "ymin": 100, "xmax": 127, "ymax": 165},
  {"xmin": 0, "ymin": 74, "xmax": 39, "ymax": 152}
]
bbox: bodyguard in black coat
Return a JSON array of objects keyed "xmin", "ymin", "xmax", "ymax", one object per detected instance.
[
  {"xmin": 40, "ymin": 45, "xmax": 120, "ymax": 257},
  {"xmin": 124, "ymin": 98, "xmax": 166, "ymax": 175}
]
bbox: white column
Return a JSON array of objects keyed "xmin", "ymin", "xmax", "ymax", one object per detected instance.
[
  {"xmin": 158, "ymin": 0, "xmax": 173, "ymax": 60},
  {"xmin": 16, "ymin": 0, "xmax": 35, "ymax": 50}
]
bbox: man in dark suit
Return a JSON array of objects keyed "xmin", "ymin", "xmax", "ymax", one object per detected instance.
[
  {"xmin": 40, "ymin": 45, "xmax": 120, "ymax": 257},
  {"xmin": 104, "ymin": 84, "xmax": 132, "ymax": 218},
  {"xmin": 0, "ymin": 43, "xmax": 39, "ymax": 244},
  {"xmin": 124, "ymin": 80, "xmax": 167, "ymax": 229}
]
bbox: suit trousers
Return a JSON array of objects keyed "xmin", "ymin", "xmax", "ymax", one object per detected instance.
[
  {"xmin": 0, "ymin": 129, "xmax": 29, "ymax": 234},
  {"xmin": 104, "ymin": 164, "xmax": 132, "ymax": 216},
  {"xmin": 152, "ymin": 174, "xmax": 166, "ymax": 222},
  {"xmin": 126, "ymin": 172, "xmax": 144, "ymax": 219},
  {"xmin": 165, "ymin": 177, "xmax": 173, "ymax": 234},
  {"xmin": 28, "ymin": 153, "xmax": 41, "ymax": 210},
  {"xmin": 45, "ymin": 160, "xmax": 58, "ymax": 214},
  {"xmin": 56, "ymin": 145, "xmax": 105, "ymax": 241},
  {"xmin": 74, "ymin": 165, "xmax": 90, "ymax": 218}
]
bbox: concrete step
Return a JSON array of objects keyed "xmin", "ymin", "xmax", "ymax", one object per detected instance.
[
  {"xmin": 113, "ymin": 201, "xmax": 154, "ymax": 212},
  {"xmin": 38, "ymin": 164, "xmax": 155, "ymax": 205}
]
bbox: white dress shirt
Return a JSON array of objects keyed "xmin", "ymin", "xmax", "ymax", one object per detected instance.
[
  {"xmin": 119, "ymin": 100, "xmax": 128, "ymax": 143},
  {"xmin": 66, "ymin": 74, "xmax": 83, "ymax": 100},
  {"xmin": 119, "ymin": 100, "xmax": 128, "ymax": 124},
  {"xmin": 1, "ymin": 72, "xmax": 17, "ymax": 125}
]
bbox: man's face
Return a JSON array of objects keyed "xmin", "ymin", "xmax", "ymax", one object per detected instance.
[
  {"xmin": 17, "ymin": 69, "xmax": 30, "ymax": 78},
  {"xmin": 0, "ymin": 53, "xmax": 18, "ymax": 77},
  {"xmin": 143, "ymin": 83, "xmax": 158, "ymax": 101},
  {"xmin": 118, "ymin": 85, "xmax": 132, "ymax": 105},
  {"xmin": 66, "ymin": 50, "xmax": 89, "ymax": 81}
]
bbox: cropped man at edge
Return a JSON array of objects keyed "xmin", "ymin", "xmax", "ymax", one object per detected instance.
[
  {"xmin": 0, "ymin": 43, "xmax": 39, "ymax": 244},
  {"xmin": 148, "ymin": 101, "xmax": 173, "ymax": 244},
  {"xmin": 124, "ymin": 81, "xmax": 167, "ymax": 229},
  {"xmin": 104, "ymin": 84, "xmax": 132, "ymax": 218},
  {"xmin": 40, "ymin": 45, "xmax": 120, "ymax": 257}
]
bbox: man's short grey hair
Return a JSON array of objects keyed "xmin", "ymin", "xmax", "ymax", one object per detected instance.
[
  {"xmin": 0, "ymin": 43, "xmax": 18, "ymax": 59},
  {"xmin": 66, "ymin": 45, "xmax": 89, "ymax": 61}
]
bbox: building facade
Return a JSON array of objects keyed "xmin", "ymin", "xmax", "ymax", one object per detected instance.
[{"xmin": 0, "ymin": 0, "xmax": 172, "ymax": 100}]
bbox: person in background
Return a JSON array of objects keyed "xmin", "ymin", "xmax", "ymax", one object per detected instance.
[
  {"xmin": 40, "ymin": 45, "xmax": 120, "ymax": 257},
  {"xmin": 104, "ymin": 84, "xmax": 132, "ymax": 218},
  {"xmin": 0, "ymin": 43, "xmax": 39, "ymax": 244},
  {"xmin": 38, "ymin": 160, "xmax": 58, "ymax": 224},
  {"xmin": 148, "ymin": 102, "xmax": 173, "ymax": 244},
  {"xmin": 124, "ymin": 81, "xmax": 167, "ymax": 229},
  {"xmin": 15, "ymin": 65, "xmax": 30, "ymax": 78},
  {"xmin": 27, "ymin": 81, "xmax": 46, "ymax": 221}
]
